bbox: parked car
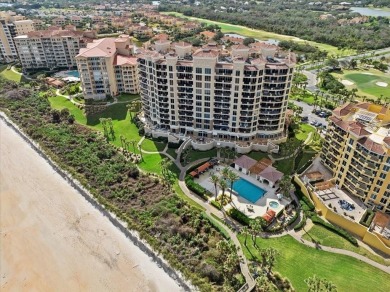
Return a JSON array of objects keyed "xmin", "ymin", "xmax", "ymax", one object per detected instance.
[
  {"xmin": 310, "ymin": 120, "xmax": 318, "ymax": 126},
  {"xmin": 301, "ymin": 116, "xmax": 309, "ymax": 122}
]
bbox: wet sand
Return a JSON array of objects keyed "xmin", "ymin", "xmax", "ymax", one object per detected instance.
[{"xmin": 0, "ymin": 119, "xmax": 182, "ymax": 292}]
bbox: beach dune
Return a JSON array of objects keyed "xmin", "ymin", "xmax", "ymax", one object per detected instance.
[{"xmin": 0, "ymin": 119, "xmax": 182, "ymax": 292}]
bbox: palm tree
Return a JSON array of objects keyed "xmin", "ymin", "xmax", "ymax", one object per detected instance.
[
  {"xmin": 218, "ymin": 179, "xmax": 228, "ymax": 203},
  {"xmin": 305, "ymin": 275, "xmax": 337, "ymax": 292},
  {"xmin": 227, "ymin": 170, "xmax": 240, "ymax": 201},
  {"xmin": 278, "ymin": 175, "xmax": 296, "ymax": 198},
  {"xmin": 260, "ymin": 247, "xmax": 279, "ymax": 276},
  {"xmin": 209, "ymin": 173, "xmax": 220, "ymax": 199},
  {"xmin": 241, "ymin": 226, "xmax": 250, "ymax": 246},
  {"xmin": 129, "ymin": 139, "xmax": 137, "ymax": 152},
  {"xmin": 221, "ymin": 167, "xmax": 230, "ymax": 180},
  {"xmin": 249, "ymin": 219, "xmax": 260, "ymax": 246}
]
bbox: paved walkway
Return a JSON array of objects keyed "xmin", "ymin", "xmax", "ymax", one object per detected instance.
[{"xmin": 288, "ymin": 228, "xmax": 390, "ymax": 274}]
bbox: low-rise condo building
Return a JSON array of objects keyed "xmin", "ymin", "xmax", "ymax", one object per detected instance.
[
  {"xmin": 75, "ymin": 35, "xmax": 139, "ymax": 100},
  {"xmin": 138, "ymin": 41, "xmax": 295, "ymax": 153},
  {"xmin": 14, "ymin": 28, "xmax": 94, "ymax": 71},
  {"xmin": 321, "ymin": 102, "xmax": 390, "ymax": 214}
]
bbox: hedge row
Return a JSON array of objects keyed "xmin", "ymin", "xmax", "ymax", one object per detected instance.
[
  {"xmin": 311, "ymin": 215, "xmax": 358, "ymax": 246},
  {"xmin": 210, "ymin": 200, "xmax": 222, "ymax": 210},
  {"xmin": 359, "ymin": 209, "xmax": 375, "ymax": 227},
  {"xmin": 294, "ymin": 214, "xmax": 307, "ymax": 231},
  {"xmin": 228, "ymin": 208, "xmax": 251, "ymax": 226},
  {"xmin": 185, "ymin": 176, "xmax": 212, "ymax": 200},
  {"xmin": 201, "ymin": 212, "xmax": 230, "ymax": 239}
]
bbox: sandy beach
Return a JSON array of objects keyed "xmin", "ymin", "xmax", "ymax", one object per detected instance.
[{"xmin": 0, "ymin": 119, "xmax": 182, "ymax": 292}]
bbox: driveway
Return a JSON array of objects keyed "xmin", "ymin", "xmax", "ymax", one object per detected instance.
[{"xmin": 292, "ymin": 100, "xmax": 328, "ymax": 127}]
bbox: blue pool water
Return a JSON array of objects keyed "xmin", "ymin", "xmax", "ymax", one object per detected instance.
[
  {"xmin": 66, "ymin": 70, "xmax": 80, "ymax": 78},
  {"xmin": 232, "ymin": 178, "xmax": 266, "ymax": 203}
]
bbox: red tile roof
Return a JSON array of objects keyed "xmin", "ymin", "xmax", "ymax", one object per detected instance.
[{"xmin": 357, "ymin": 137, "xmax": 385, "ymax": 155}]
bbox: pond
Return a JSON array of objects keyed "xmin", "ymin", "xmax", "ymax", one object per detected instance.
[{"xmin": 350, "ymin": 7, "xmax": 390, "ymax": 17}]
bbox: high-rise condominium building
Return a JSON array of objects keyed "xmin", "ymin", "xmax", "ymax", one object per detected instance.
[
  {"xmin": 0, "ymin": 12, "xmax": 33, "ymax": 63},
  {"xmin": 14, "ymin": 29, "xmax": 94, "ymax": 71},
  {"xmin": 138, "ymin": 41, "xmax": 295, "ymax": 152},
  {"xmin": 75, "ymin": 35, "xmax": 139, "ymax": 100},
  {"xmin": 321, "ymin": 102, "xmax": 390, "ymax": 214}
]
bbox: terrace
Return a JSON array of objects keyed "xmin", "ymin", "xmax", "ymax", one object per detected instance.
[
  {"xmin": 195, "ymin": 165, "xmax": 291, "ymax": 219},
  {"xmin": 301, "ymin": 157, "xmax": 366, "ymax": 222}
]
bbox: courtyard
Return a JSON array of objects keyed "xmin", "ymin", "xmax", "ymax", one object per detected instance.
[{"xmin": 195, "ymin": 165, "xmax": 291, "ymax": 219}]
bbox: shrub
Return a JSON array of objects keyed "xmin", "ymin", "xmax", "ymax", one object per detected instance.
[
  {"xmin": 311, "ymin": 215, "xmax": 358, "ymax": 246},
  {"xmin": 185, "ymin": 176, "xmax": 210, "ymax": 200},
  {"xmin": 294, "ymin": 214, "xmax": 306, "ymax": 231},
  {"xmin": 359, "ymin": 209, "xmax": 375, "ymax": 227},
  {"xmin": 201, "ymin": 212, "xmax": 229, "ymax": 239},
  {"xmin": 285, "ymin": 211, "xmax": 299, "ymax": 226},
  {"xmin": 267, "ymin": 224, "xmax": 284, "ymax": 233},
  {"xmin": 210, "ymin": 200, "xmax": 222, "ymax": 210},
  {"xmin": 228, "ymin": 208, "xmax": 251, "ymax": 226},
  {"xmin": 168, "ymin": 141, "xmax": 183, "ymax": 149}
]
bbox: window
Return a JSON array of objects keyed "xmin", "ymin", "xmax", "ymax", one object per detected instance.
[
  {"xmin": 380, "ymin": 172, "xmax": 387, "ymax": 179},
  {"xmin": 196, "ymin": 82, "xmax": 202, "ymax": 88},
  {"xmin": 196, "ymin": 107, "xmax": 202, "ymax": 112},
  {"xmin": 205, "ymin": 68, "xmax": 211, "ymax": 74},
  {"xmin": 377, "ymin": 180, "xmax": 384, "ymax": 187},
  {"xmin": 196, "ymin": 68, "xmax": 202, "ymax": 74},
  {"xmin": 205, "ymin": 102, "xmax": 210, "ymax": 107},
  {"xmin": 196, "ymin": 101, "xmax": 202, "ymax": 106},
  {"xmin": 235, "ymin": 85, "xmax": 239, "ymax": 91},
  {"xmin": 349, "ymin": 138, "xmax": 354, "ymax": 145},
  {"xmin": 234, "ymin": 93, "xmax": 238, "ymax": 97},
  {"xmin": 205, "ymin": 76, "xmax": 211, "ymax": 81},
  {"xmin": 235, "ymin": 78, "xmax": 239, "ymax": 83},
  {"xmin": 235, "ymin": 71, "xmax": 240, "ymax": 76},
  {"xmin": 196, "ymin": 113, "xmax": 201, "ymax": 117},
  {"xmin": 370, "ymin": 194, "xmax": 377, "ymax": 200},
  {"xmin": 196, "ymin": 95, "xmax": 202, "ymax": 100},
  {"xmin": 234, "ymin": 99, "xmax": 238, "ymax": 104},
  {"xmin": 196, "ymin": 75, "xmax": 202, "ymax": 81}
]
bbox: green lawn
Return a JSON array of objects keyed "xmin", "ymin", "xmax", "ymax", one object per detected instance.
[
  {"xmin": 142, "ymin": 138, "xmax": 166, "ymax": 152},
  {"xmin": 295, "ymin": 124, "xmax": 316, "ymax": 142},
  {"xmin": 332, "ymin": 69, "xmax": 390, "ymax": 99},
  {"xmin": 163, "ymin": 12, "xmax": 354, "ymax": 56},
  {"xmin": 302, "ymin": 225, "xmax": 390, "ymax": 266},
  {"xmin": 239, "ymin": 235, "xmax": 390, "ymax": 292},
  {"xmin": 166, "ymin": 147, "xmax": 178, "ymax": 159},
  {"xmin": 274, "ymin": 157, "xmax": 295, "ymax": 175},
  {"xmin": 48, "ymin": 95, "xmax": 205, "ymax": 209},
  {"xmin": 0, "ymin": 65, "xmax": 26, "ymax": 83},
  {"xmin": 246, "ymin": 151, "xmax": 269, "ymax": 161},
  {"xmin": 295, "ymin": 151, "xmax": 316, "ymax": 171},
  {"xmin": 116, "ymin": 93, "xmax": 140, "ymax": 102},
  {"xmin": 186, "ymin": 148, "xmax": 218, "ymax": 164}
]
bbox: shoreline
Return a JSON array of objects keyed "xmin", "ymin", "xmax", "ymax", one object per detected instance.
[{"xmin": 0, "ymin": 112, "xmax": 190, "ymax": 291}]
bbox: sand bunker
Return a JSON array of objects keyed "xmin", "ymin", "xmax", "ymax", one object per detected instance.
[
  {"xmin": 376, "ymin": 82, "xmax": 388, "ymax": 87},
  {"xmin": 341, "ymin": 79, "xmax": 354, "ymax": 86},
  {"xmin": 362, "ymin": 72, "xmax": 374, "ymax": 75}
]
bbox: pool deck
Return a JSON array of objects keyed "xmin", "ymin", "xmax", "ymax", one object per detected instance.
[{"xmin": 195, "ymin": 166, "xmax": 291, "ymax": 219}]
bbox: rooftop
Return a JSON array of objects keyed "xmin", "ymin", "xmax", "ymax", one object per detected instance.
[{"xmin": 331, "ymin": 102, "xmax": 390, "ymax": 154}]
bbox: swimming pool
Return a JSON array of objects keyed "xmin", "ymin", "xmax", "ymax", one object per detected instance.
[
  {"xmin": 54, "ymin": 70, "xmax": 80, "ymax": 78},
  {"xmin": 232, "ymin": 178, "xmax": 266, "ymax": 203}
]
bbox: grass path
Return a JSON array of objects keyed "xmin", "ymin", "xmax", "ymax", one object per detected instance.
[
  {"xmin": 239, "ymin": 235, "xmax": 390, "ymax": 292},
  {"xmin": 163, "ymin": 12, "xmax": 355, "ymax": 56}
]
